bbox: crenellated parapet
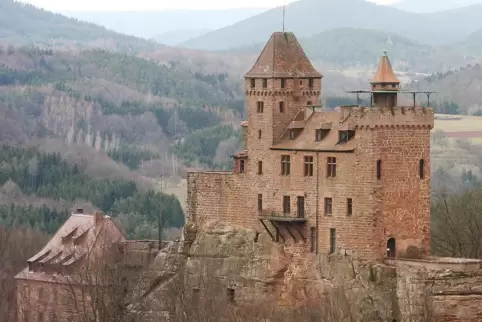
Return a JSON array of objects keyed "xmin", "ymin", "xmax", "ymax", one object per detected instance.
[{"xmin": 340, "ymin": 105, "xmax": 434, "ymax": 130}]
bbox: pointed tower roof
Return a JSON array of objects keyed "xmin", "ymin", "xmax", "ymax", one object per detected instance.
[
  {"xmin": 371, "ymin": 51, "xmax": 400, "ymax": 84},
  {"xmin": 245, "ymin": 32, "xmax": 322, "ymax": 78}
]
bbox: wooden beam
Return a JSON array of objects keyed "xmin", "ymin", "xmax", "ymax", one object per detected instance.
[{"xmin": 259, "ymin": 219, "xmax": 274, "ymax": 241}]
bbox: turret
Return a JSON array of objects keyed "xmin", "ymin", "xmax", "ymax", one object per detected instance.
[{"xmin": 370, "ymin": 51, "xmax": 400, "ymax": 108}]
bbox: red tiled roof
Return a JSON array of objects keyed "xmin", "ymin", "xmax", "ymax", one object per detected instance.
[
  {"xmin": 371, "ymin": 52, "xmax": 400, "ymax": 84},
  {"xmin": 15, "ymin": 212, "xmax": 125, "ymax": 282},
  {"xmin": 245, "ymin": 32, "xmax": 322, "ymax": 78},
  {"xmin": 233, "ymin": 150, "xmax": 248, "ymax": 158},
  {"xmin": 272, "ymin": 111, "xmax": 357, "ymax": 152}
]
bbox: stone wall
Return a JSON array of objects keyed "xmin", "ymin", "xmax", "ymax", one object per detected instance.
[{"xmin": 396, "ymin": 261, "xmax": 482, "ymax": 322}]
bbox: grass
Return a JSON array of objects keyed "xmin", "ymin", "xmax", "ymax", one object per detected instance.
[{"xmin": 434, "ymin": 114, "xmax": 482, "ymax": 132}]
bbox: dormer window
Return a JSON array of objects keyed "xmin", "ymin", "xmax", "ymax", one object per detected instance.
[
  {"xmin": 289, "ymin": 130, "xmax": 296, "ymax": 140},
  {"xmin": 315, "ymin": 129, "xmax": 329, "ymax": 142},
  {"xmin": 262, "ymin": 79, "xmax": 268, "ymax": 89},
  {"xmin": 250, "ymin": 79, "xmax": 255, "ymax": 88},
  {"xmin": 338, "ymin": 130, "xmax": 355, "ymax": 144}
]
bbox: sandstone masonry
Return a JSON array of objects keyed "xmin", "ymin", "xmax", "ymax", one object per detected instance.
[{"xmin": 187, "ymin": 32, "xmax": 434, "ymax": 261}]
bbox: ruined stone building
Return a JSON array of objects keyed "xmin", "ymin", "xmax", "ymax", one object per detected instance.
[
  {"xmin": 187, "ymin": 31, "xmax": 433, "ymax": 261},
  {"xmin": 15, "ymin": 210, "xmax": 160, "ymax": 322}
]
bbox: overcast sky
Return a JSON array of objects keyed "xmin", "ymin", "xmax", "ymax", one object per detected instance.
[{"xmin": 20, "ymin": 0, "xmax": 398, "ymax": 11}]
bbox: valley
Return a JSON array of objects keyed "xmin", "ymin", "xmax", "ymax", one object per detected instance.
[{"xmin": 1, "ymin": 0, "xmax": 482, "ymax": 243}]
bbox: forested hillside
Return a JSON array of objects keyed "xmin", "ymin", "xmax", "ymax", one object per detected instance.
[
  {"xmin": 0, "ymin": 46, "xmax": 243, "ymax": 171},
  {"xmin": 235, "ymin": 28, "xmax": 477, "ymax": 72},
  {"xmin": 0, "ymin": 145, "xmax": 184, "ymax": 239},
  {"xmin": 0, "ymin": 0, "xmax": 161, "ymax": 52},
  {"xmin": 181, "ymin": 0, "xmax": 482, "ymax": 50},
  {"xmin": 409, "ymin": 63, "xmax": 482, "ymax": 115}
]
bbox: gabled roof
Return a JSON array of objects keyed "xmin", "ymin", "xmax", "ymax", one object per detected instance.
[
  {"xmin": 15, "ymin": 212, "xmax": 125, "ymax": 282},
  {"xmin": 371, "ymin": 51, "xmax": 400, "ymax": 84},
  {"xmin": 245, "ymin": 32, "xmax": 322, "ymax": 78}
]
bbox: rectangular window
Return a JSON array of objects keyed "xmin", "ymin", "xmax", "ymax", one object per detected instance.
[
  {"xmin": 330, "ymin": 228, "xmax": 336, "ymax": 254},
  {"xmin": 258, "ymin": 194, "xmax": 263, "ymax": 212},
  {"xmin": 279, "ymin": 101, "xmax": 285, "ymax": 113},
  {"xmin": 338, "ymin": 130, "xmax": 355, "ymax": 143},
  {"xmin": 310, "ymin": 227, "xmax": 316, "ymax": 253},
  {"xmin": 257, "ymin": 101, "xmax": 264, "ymax": 113},
  {"xmin": 281, "ymin": 78, "xmax": 286, "ymax": 89},
  {"xmin": 250, "ymin": 78, "xmax": 255, "ymax": 88},
  {"xmin": 324, "ymin": 198, "xmax": 333, "ymax": 216},
  {"xmin": 304, "ymin": 156, "xmax": 314, "ymax": 177},
  {"xmin": 226, "ymin": 288, "xmax": 235, "ymax": 303},
  {"xmin": 307, "ymin": 101, "xmax": 313, "ymax": 106},
  {"xmin": 309, "ymin": 78, "xmax": 314, "ymax": 89},
  {"xmin": 347, "ymin": 198, "xmax": 353, "ymax": 216},
  {"xmin": 239, "ymin": 160, "xmax": 245, "ymax": 174},
  {"xmin": 258, "ymin": 130, "xmax": 262, "ymax": 139},
  {"xmin": 283, "ymin": 195, "xmax": 291, "ymax": 215},
  {"xmin": 420, "ymin": 159, "xmax": 425, "ymax": 179},
  {"xmin": 289, "ymin": 130, "xmax": 296, "ymax": 140},
  {"xmin": 327, "ymin": 157, "xmax": 336, "ymax": 178},
  {"xmin": 262, "ymin": 78, "xmax": 268, "ymax": 89},
  {"xmin": 315, "ymin": 129, "xmax": 329, "ymax": 142},
  {"xmin": 281, "ymin": 155, "xmax": 290, "ymax": 175},
  {"xmin": 258, "ymin": 161, "xmax": 263, "ymax": 175},
  {"xmin": 377, "ymin": 160, "xmax": 382, "ymax": 180},
  {"xmin": 297, "ymin": 196, "xmax": 305, "ymax": 218},
  {"xmin": 38, "ymin": 312, "xmax": 44, "ymax": 322}
]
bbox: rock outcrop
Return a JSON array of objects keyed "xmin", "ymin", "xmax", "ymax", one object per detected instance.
[{"xmin": 129, "ymin": 221, "xmax": 400, "ymax": 321}]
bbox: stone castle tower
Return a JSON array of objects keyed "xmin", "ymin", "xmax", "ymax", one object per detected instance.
[{"xmin": 187, "ymin": 32, "xmax": 434, "ymax": 260}]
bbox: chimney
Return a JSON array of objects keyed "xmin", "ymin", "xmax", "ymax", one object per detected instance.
[
  {"xmin": 94, "ymin": 212, "xmax": 104, "ymax": 225},
  {"xmin": 76, "ymin": 208, "xmax": 84, "ymax": 214}
]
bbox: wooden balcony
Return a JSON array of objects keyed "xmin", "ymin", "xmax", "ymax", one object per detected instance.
[
  {"xmin": 258, "ymin": 210, "xmax": 307, "ymax": 223},
  {"xmin": 258, "ymin": 210, "xmax": 306, "ymax": 243}
]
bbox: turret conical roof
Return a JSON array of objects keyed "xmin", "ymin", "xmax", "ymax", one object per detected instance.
[
  {"xmin": 245, "ymin": 32, "xmax": 322, "ymax": 78},
  {"xmin": 371, "ymin": 51, "xmax": 400, "ymax": 84}
]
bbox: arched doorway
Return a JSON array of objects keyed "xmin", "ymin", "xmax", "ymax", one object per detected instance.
[{"xmin": 387, "ymin": 238, "xmax": 396, "ymax": 258}]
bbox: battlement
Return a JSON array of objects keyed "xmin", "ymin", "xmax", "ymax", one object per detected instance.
[{"xmin": 340, "ymin": 105, "xmax": 434, "ymax": 129}]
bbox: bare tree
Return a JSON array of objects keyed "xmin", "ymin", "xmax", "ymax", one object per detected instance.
[
  {"xmin": 0, "ymin": 226, "xmax": 48, "ymax": 322},
  {"xmin": 431, "ymin": 190, "xmax": 482, "ymax": 258}
]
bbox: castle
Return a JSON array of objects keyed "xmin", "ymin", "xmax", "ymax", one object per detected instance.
[{"xmin": 187, "ymin": 31, "xmax": 434, "ymax": 261}]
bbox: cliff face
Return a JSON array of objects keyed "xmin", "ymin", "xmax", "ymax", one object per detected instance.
[
  {"xmin": 128, "ymin": 220, "xmax": 482, "ymax": 321},
  {"xmin": 129, "ymin": 220, "xmax": 399, "ymax": 321}
]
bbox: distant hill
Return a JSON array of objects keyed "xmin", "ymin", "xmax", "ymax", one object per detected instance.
[
  {"xmin": 393, "ymin": 0, "xmax": 482, "ymax": 13},
  {"xmin": 153, "ymin": 29, "xmax": 212, "ymax": 46},
  {"xmin": 180, "ymin": 0, "xmax": 482, "ymax": 50},
  {"xmin": 234, "ymin": 28, "xmax": 477, "ymax": 73},
  {"xmin": 62, "ymin": 8, "xmax": 269, "ymax": 39},
  {"xmin": 410, "ymin": 64, "xmax": 482, "ymax": 114},
  {"xmin": 0, "ymin": 0, "xmax": 161, "ymax": 52}
]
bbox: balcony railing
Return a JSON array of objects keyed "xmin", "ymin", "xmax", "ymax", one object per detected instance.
[{"xmin": 259, "ymin": 209, "xmax": 306, "ymax": 220}]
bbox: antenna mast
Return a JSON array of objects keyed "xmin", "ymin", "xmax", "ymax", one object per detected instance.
[{"xmin": 282, "ymin": 0, "xmax": 286, "ymax": 32}]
